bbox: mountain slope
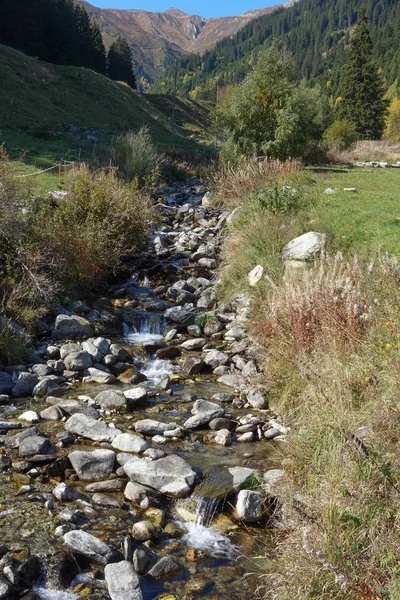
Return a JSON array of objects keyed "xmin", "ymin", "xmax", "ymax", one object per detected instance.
[
  {"xmin": 76, "ymin": 1, "xmax": 280, "ymax": 84},
  {"xmin": 0, "ymin": 43, "xmax": 211, "ymax": 152},
  {"xmin": 153, "ymin": 0, "xmax": 400, "ymax": 98}
]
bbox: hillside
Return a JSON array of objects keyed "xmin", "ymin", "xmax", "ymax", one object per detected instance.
[
  {"xmin": 0, "ymin": 43, "xmax": 212, "ymax": 165},
  {"xmin": 76, "ymin": 0, "xmax": 280, "ymax": 85},
  {"xmin": 153, "ymin": 0, "xmax": 400, "ymax": 98}
]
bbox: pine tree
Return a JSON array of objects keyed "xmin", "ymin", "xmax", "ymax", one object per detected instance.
[
  {"xmin": 107, "ymin": 37, "xmax": 136, "ymax": 89},
  {"xmin": 337, "ymin": 7, "xmax": 388, "ymax": 139},
  {"xmin": 91, "ymin": 22, "xmax": 106, "ymax": 75}
]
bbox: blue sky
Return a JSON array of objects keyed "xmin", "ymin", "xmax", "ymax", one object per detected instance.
[{"xmin": 88, "ymin": 0, "xmax": 279, "ymax": 18}]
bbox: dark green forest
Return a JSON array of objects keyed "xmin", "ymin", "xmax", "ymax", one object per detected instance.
[
  {"xmin": 152, "ymin": 0, "xmax": 400, "ymax": 99},
  {"xmin": 0, "ymin": 0, "xmax": 107, "ymax": 73}
]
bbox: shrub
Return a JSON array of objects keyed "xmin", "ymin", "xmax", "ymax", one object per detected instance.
[
  {"xmin": 253, "ymin": 181, "xmax": 305, "ymax": 214},
  {"xmin": 112, "ymin": 127, "xmax": 160, "ymax": 185},
  {"xmin": 323, "ymin": 120, "xmax": 358, "ymax": 151},
  {"xmin": 384, "ymin": 97, "xmax": 400, "ymax": 140}
]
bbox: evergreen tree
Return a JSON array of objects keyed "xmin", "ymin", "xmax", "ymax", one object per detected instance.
[
  {"xmin": 338, "ymin": 7, "xmax": 388, "ymax": 139},
  {"xmin": 91, "ymin": 22, "xmax": 107, "ymax": 75},
  {"xmin": 107, "ymin": 37, "xmax": 136, "ymax": 89}
]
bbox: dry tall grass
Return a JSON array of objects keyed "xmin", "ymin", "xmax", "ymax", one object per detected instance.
[
  {"xmin": 206, "ymin": 156, "xmax": 301, "ymax": 207},
  {"xmin": 334, "ymin": 139, "xmax": 400, "ymax": 163}
]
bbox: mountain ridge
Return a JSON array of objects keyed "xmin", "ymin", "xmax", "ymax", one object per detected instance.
[{"xmin": 76, "ymin": 0, "xmax": 281, "ymax": 85}]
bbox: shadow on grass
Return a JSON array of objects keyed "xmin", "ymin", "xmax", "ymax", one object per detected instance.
[{"xmin": 307, "ymin": 166, "xmax": 354, "ymax": 174}]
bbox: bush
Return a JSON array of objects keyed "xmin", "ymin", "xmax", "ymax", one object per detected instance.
[
  {"xmin": 253, "ymin": 182, "xmax": 305, "ymax": 214},
  {"xmin": 323, "ymin": 120, "xmax": 358, "ymax": 151},
  {"xmin": 112, "ymin": 127, "xmax": 160, "ymax": 185},
  {"xmin": 384, "ymin": 97, "xmax": 400, "ymax": 140}
]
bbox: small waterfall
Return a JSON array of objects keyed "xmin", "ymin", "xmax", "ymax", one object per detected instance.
[
  {"xmin": 141, "ymin": 358, "xmax": 174, "ymax": 386},
  {"xmin": 123, "ymin": 313, "xmax": 166, "ymax": 344},
  {"xmin": 194, "ymin": 496, "xmax": 222, "ymax": 527}
]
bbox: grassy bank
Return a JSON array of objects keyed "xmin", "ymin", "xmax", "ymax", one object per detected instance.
[
  {"xmin": 214, "ymin": 159, "xmax": 400, "ymax": 599},
  {"xmin": 0, "ymin": 43, "xmax": 213, "ymax": 170}
]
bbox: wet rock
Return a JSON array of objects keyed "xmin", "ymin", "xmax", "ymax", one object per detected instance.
[
  {"xmin": 45, "ymin": 552, "xmax": 80, "ymax": 589},
  {"xmin": 124, "ymin": 454, "xmax": 197, "ymax": 497},
  {"xmin": 52, "ymin": 314, "xmax": 92, "ymax": 339},
  {"xmin": 156, "ymin": 346, "xmax": 181, "ymax": 360},
  {"xmin": 131, "ymin": 520, "xmax": 158, "ymax": 542},
  {"xmin": 147, "ymin": 556, "xmax": 182, "ymax": 579},
  {"xmin": 135, "ymin": 420, "xmax": 177, "ymax": 437},
  {"xmin": 111, "ymin": 433, "xmax": 149, "ymax": 454},
  {"xmin": 104, "ymin": 561, "xmax": 143, "ymax": 600},
  {"xmin": 208, "ymin": 417, "xmax": 233, "ymax": 430},
  {"xmin": 85, "ymin": 480, "xmax": 124, "ymax": 493},
  {"xmin": 53, "ymin": 482, "xmax": 75, "ymax": 502},
  {"xmin": 0, "ymin": 578, "xmax": 11, "ymax": 598},
  {"xmin": 237, "ymin": 432, "xmax": 254, "ymax": 442},
  {"xmin": 0, "ymin": 421, "xmax": 22, "ymax": 431},
  {"xmin": 65, "ymin": 414, "xmax": 121, "ymax": 442},
  {"xmin": 92, "ymin": 493, "xmax": 120, "ymax": 508},
  {"xmin": 133, "ymin": 548, "xmax": 151, "ymax": 575},
  {"xmin": 110, "ymin": 344, "xmax": 130, "ymax": 361},
  {"xmin": 64, "ymin": 351, "xmax": 92, "ymax": 371},
  {"xmin": 235, "ymin": 490, "xmax": 266, "ymax": 522},
  {"xmin": 19, "ymin": 436, "xmax": 50, "ymax": 457},
  {"xmin": 12, "ymin": 373, "xmax": 39, "ymax": 397},
  {"xmin": 69, "ymin": 449, "xmax": 115, "ymax": 480},
  {"xmin": 63, "ymin": 530, "xmax": 117, "ymax": 565}
]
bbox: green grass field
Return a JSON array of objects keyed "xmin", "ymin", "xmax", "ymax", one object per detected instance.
[{"xmin": 309, "ymin": 166, "xmax": 400, "ymax": 258}]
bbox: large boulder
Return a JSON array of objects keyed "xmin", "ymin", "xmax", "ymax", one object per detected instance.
[
  {"xmin": 63, "ymin": 530, "xmax": 117, "ymax": 565},
  {"xmin": 65, "ymin": 414, "xmax": 121, "ymax": 443},
  {"xmin": 64, "ymin": 351, "xmax": 92, "ymax": 371},
  {"xmin": 124, "ymin": 454, "xmax": 197, "ymax": 497},
  {"xmin": 69, "ymin": 449, "xmax": 115, "ymax": 480},
  {"xmin": 52, "ymin": 314, "xmax": 93, "ymax": 339},
  {"xmin": 281, "ymin": 232, "xmax": 323, "ymax": 261},
  {"xmin": 104, "ymin": 561, "xmax": 143, "ymax": 600}
]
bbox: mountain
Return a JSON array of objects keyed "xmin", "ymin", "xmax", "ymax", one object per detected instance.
[
  {"xmin": 153, "ymin": 0, "xmax": 400, "ymax": 99},
  {"xmin": 75, "ymin": 1, "xmax": 280, "ymax": 85}
]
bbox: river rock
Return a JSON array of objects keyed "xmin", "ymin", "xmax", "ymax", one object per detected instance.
[
  {"xmin": 104, "ymin": 561, "xmax": 143, "ymax": 600},
  {"xmin": 124, "ymin": 387, "xmax": 148, "ymax": 405},
  {"xmin": 69, "ymin": 449, "xmax": 115, "ymax": 480},
  {"xmin": 281, "ymin": 232, "xmax": 323, "ymax": 261},
  {"xmin": 262, "ymin": 469, "xmax": 285, "ymax": 493},
  {"xmin": 133, "ymin": 548, "xmax": 152, "ymax": 575},
  {"xmin": 164, "ymin": 306, "xmax": 198, "ymax": 327},
  {"xmin": 124, "ymin": 454, "xmax": 197, "ymax": 497},
  {"xmin": 19, "ymin": 436, "xmax": 49, "ymax": 457},
  {"xmin": 246, "ymin": 388, "xmax": 269, "ymax": 409},
  {"xmin": 235, "ymin": 489, "xmax": 266, "ymax": 522},
  {"xmin": 135, "ymin": 419, "xmax": 177, "ymax": 436},
  {"xmin": 82, "ymin": 340, "xmax": 102, "ymax": 362},
  {"xmin": 112, "ymin": 433, "xmax": 149, "ymax": 454},
  {"xmin": 203, "ymin": 350, "xmax": 229, "ymax": 368},
  {"xmin": 5, "ymin": 426, "xmax": 39, "ymax": 449},
  {"xmin": 52, "ymin": 315, "xmax": 92, "ymax": 339},
  {"xmin": 183, "ymin": 356, "xmax": 205, "ymax": 375},
  {"xmin": 65, "ymin": 414, "xmax": 121, "ymax": 442},
  {"xmin": 181, "ymin": 338, "xmax": 206, "ymax": 350},
  {"xmin": 18, "ymin": 410, "xmax": 40, "ymax": 423},
  {"xmin": 207, "ymin": 429, "xmax": 231, "ymax": 446},
  {"xmin": 31, "ymin": 363, "xmax": 53, "ymax": 377},
  {"xmin": 110, "ymin": 343, "xmax": 130, "ymax": 361},
  {"xmin": 53, "ymin": 482, "xmax": 75, "ymax": 502},
  {"xmin": 226, "ymin": 206, "xmax": 242, "ymax": 225},
  {"xmin": 40, "ymin": 405, "xmax": 64, "ymax": 421},
  {"xmin": 131, "ymin": 520, "xmax": 158, "ymax": 542},
  {"xmin": 147, "ymin": 556, "xmax": 182, "ymax": 579},
  {"xmin": 64, "ymin": 351, "xmax": 92, "ymax": 371},
  {"xmin": 94, "ymin": 389, "xmax": 127, "ymax": 410},
  {"xmin": 63, "ymin": 530, "xmax": 117, "ymax": 565},
  {"xmin": 12, "ymin": 373, "xmax": 39, "ymax": 397},
  {"xmin": 60, "ymin": 343, "xmax": 81, "ymax": 360},
  {"xmin": 156, "ymin": 346, "xmax": 181, "ymax": 359},
  {"xmin": 86, "ymin": 367, "xmax": 115, "ymax": 384},
  {"xmin": 228, "ymin": 466, "xmax": 256, "ymax": 491}
]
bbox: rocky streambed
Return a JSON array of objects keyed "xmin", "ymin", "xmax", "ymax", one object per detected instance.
[{"xmin": 0, "ymin": 179, "xmax": 288, "ymax": 600}]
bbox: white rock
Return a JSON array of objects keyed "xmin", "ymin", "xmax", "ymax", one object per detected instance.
[
  {"xmin": 18, "ymin": 410, "xmax": 40, "ymax": 423},
  {"xmin": 281, "ymin": 232, "xmax": 323, "ymax": 261},
  {"xmin": 324, "ymin": 188, "xmax": 335, "ymax": 194},
  {"xmin": 248, "ymin": 265, "xmax": 264, "ymax": 287}
]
